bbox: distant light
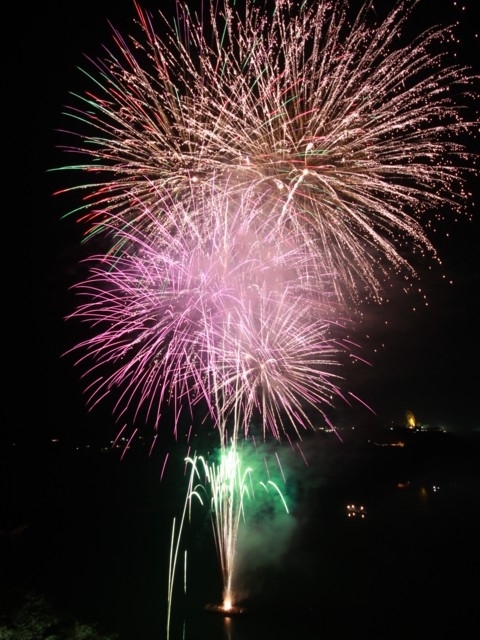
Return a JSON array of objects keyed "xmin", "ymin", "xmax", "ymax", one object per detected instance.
[{"xmin": 346, "ymin": 504, "xmax": 367, "ymax": 518}]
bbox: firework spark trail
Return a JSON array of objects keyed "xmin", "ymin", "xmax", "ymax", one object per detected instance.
[
  {"xmin": 174, "ymin": 443, "xmax": 290, "ymax": 615},
  {"xmin": 199, "ymin": 447, "xmax": 253, "ymax": 609},
  {"xmin": 56, "ymin": 0, "xmax": 478, "ymax": 303}
]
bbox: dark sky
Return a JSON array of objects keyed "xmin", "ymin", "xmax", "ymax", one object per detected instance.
[{"xmin": 7, "ymin": 0, "xmax": 479, "ymax": 448}]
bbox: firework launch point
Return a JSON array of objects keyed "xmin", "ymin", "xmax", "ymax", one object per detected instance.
[{"xmin": 204, "ymin": 603, "xmax": 247, "ymax": 616}]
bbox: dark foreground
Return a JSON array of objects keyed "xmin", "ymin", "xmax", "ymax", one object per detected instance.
[{"xmin": 1, "ymin": 427, "xmax": 479, "ymax": 639}]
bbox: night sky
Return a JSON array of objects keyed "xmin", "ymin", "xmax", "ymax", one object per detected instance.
[
  {"xmin": 3, "ymin": 2, "xmax": 480, "ymax": 639},
  {"xmin": 7, "ymin": 0, "xmax": 479, "ymax": 448}
]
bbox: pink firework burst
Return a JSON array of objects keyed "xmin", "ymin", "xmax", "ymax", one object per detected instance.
[{"xmin": 66, "ymin": 188, "xmax": 351, "ymax": 445}]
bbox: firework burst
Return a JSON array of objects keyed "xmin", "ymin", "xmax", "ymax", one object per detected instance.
[
  {"xmin": 66, "ymin": 187, "xmax": 350, "ymax": 445},
  {"xmin": 56, "ymin": 0, "xmax": 478, "ymax": 303}
]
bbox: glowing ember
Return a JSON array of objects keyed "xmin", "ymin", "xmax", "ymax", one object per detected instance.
[{"xmin": 204, "ymin": 603, "xmax": 247, "ymax": 616}]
